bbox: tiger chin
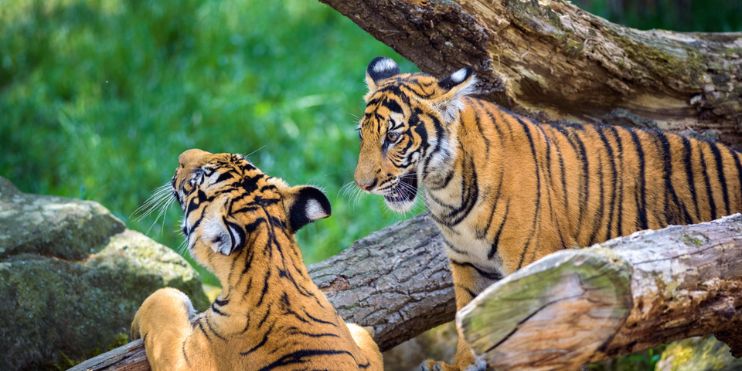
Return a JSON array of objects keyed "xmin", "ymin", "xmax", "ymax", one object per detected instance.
[
  {"xmin": 130, "ymin": 149, "xmax": 382, "ymax": 371},
  {"xmin": 354, "ymin": 57, "xmax": 742, "ymax": 371}
]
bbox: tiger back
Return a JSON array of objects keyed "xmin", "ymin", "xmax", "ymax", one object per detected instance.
[
  {"xmin": 354, "ymin": 57, "xmax": 742, "ymax": 371},
  {"xmin": 131, "ymin": 149, "xmax": 382, "ymax": 371}
]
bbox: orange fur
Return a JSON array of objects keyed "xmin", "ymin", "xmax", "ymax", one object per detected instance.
[
  {"xmin": 131, "ymin": 149, "xmax": 382, "ymax": 370},
  {"xmin": 354, "ymin": 58, "xmax": 742, "ymax": 370}
]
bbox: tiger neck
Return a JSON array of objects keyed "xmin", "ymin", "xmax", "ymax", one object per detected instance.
[
  {"xmin": 207, "ymin": 228, "xmax": 338, "ymax": 332},
  {"xmin": 420, "ymin": 98, "xmax": 510, "ymax": 225},
  {"xmin": 419, "ymin": 109, "xmax": 462, "ymax": 190}
]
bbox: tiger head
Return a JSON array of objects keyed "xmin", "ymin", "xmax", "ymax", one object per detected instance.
[
  {"xmin": 354, "ymin": 57, "xmax": 477, "ymax": 212},
  {"xmin": 171, "ymin": 149, "xmax": 330, "ymax": 272}
]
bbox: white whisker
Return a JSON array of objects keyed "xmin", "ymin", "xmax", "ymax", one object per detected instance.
[
  {"xmin": 244, "ymin": 145, "xmax": 267, "ymax": 159},
  {"xmin": 133, "ymin": 181, "xmax": 178, "ymax": 235},
  {"xmin": 132, "ymin": 182, "xmax": 173, "ymax": 221}
]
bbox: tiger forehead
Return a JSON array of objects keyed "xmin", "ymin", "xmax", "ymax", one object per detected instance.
[
  {"xmin": 359, "ymin": 74, "xmax": 439, "ymax": 132},
  {"xmin": 362, "ymin": 92, "xmax": 411, "ymax": 123},
  {"xmin": 359, "ymin": 108, "xmax": 406, "ymax": 134},
  {"xmin": 374, "ymin": 72, "xmax": 437, "ymax": 89},
  {"xmin": 365, "ymin": 79, "xmax": 437, "ymax": 114},
  {"xmin": 371, "ymin": 74, "xmax": 438, "ymax": 97},
  {"xmin": 200, "ymin": 162, "xmax": 281, "ymax": 203},
  {"xmin": 214, "ymin": 160, "xmax": 272, "ymax": 187},
  {"xmin": 181, "ymin": 155, "xmax": 267, "ymax": 187}
]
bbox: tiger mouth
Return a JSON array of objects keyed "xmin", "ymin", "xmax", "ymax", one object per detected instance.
[{"xmin": 383, "ymin": 174, "xmax": 418, "ymax": 205}]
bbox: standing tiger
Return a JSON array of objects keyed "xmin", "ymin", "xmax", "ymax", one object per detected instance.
[
  {"xmin": 353, "ymin": 57, "xmax": 742, "ymax": 370},
  {"xmin": 131, "ymin": 149, "xmax": 382, "ymax": 370}
]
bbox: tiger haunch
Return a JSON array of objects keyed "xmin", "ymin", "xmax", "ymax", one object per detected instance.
[
  {"xmin": 131, "ymin": 149, "xmax": 382, "ymax": 371},
  {"xmin": 354, "ymin": 57, "xmax": 742, "ymax": 371}
]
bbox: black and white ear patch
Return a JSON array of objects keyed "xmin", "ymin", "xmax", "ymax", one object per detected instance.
[
  {"xmin": 439, "ymin": 67, "xmax": 473, "ymax": 90},
  {"xmin": 367, "ymin": 57, "xmax": 400, "ymax": 83},
  {"xmin": 288, "ymin": 186, "xmax": 331, "ymax": 231}
]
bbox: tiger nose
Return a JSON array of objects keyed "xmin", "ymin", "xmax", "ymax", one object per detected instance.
[
  {"xmin": 355, "ymin": 177, "xmax": 377, "ymax": 191},
  {"xmin": 178, "ymin": 148, "xmax": 211, "ymax": 167}
]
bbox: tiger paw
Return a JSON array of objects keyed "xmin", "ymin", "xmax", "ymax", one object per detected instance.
[
  {"xmin": 419, "ymin": 359, "xmax": 460, "ymax": 371},
  {"xmin": 419, "ymin": 357, "xmax": 488, "ymax": 371},
  {"xmin": 130, "ymin": 314, "xmax": 142, "ymax": 340},
  {"xmin": 464, "ymin": 356, "xmax": 487, "ymax": 371},
  {"xmin": 130, "ymin": 288, "xmax": 195, "ymax": 340}
]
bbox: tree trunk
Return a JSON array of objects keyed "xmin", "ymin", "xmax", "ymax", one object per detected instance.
[
  {"xmin": 69, "ymin": 214, "xmax": 454, "ymax": 371},
  {"xmin": 457, "ymin": 213, "xmax": 742, "ymax": 370},
  {"xmin": 319, "ymin": 0, "xmax": 742, "ymax": 149}
]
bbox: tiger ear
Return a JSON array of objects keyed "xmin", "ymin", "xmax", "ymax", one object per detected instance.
[
  {"xmin": 431, "ymin": 67, "xmax": 477, "ymax": 122},
  {"xmin": 283, "ymin": 186, "xmax": 331, "ymax": 232},
  {"xmin": 365, "ymin": 57, "xmax": 400, "ymax": 92}
]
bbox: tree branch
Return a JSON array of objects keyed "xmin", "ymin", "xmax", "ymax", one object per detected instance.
[
  {"xmin": 458, "ymin": 214, "xmax": 742, "ymax": 370},
  {"xmin": 319, "ymin": 0, "xmax": 742, "ymax": 148}
]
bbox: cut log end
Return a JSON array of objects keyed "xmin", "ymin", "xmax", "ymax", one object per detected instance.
[{"xmin": 457, "ymin": 250, "xmax": 633, "ymax": 370}]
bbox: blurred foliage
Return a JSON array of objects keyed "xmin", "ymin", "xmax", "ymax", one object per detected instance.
[
  {"xmin": 0, "ymin": 0, "xmax": 418, "ymax": 284},
  {"xmin": 585, "ymin": 347, "xmax": 665, "ymax": 371},
  {"xmin": 574, "ymin": 0, "xmax": 742, "ymax": 32}
]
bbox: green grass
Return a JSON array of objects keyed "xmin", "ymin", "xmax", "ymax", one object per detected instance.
[{"xmin": 0, "ymin": 0, "xmax": 419, "ymax": 284}]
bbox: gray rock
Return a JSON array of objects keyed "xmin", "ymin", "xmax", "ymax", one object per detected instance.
[
  {"xmin": 0, "ymin": 177, "xmax": 125, "ymax": 260},
  {"xmin": 0, "ymin": 177, "xmax": 208, "ymax": 370}
]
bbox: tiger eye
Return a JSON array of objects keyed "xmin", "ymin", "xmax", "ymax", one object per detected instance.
[{"xmin": 387, "ymin": 131, "xmax": 400, "ymax": 142}]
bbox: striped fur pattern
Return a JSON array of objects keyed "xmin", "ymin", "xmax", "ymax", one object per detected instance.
[
  {"xmin": 131, "ymin": 149, "xmax": 382, "ymax": 371},
  {"xmin": 354, "ymin": 57, "xmax": 742, "ymax": 370}
]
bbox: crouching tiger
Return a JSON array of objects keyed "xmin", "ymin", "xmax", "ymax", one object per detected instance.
[
  {"xmin": 354, "ymin": 57, "xmax": 742, "ymax": 370},
  {"xmin": 131, "ymin": 149, "xmax": 382, "ymax": 370}
]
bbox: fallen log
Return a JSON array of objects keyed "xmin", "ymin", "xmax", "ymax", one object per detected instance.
[
  {"xmin": 319, "ymin": 0, "xmax": 742, "ymax": 148},
  {"xmin": 458, "ymin": 213, "xmax": 742, "ymax": 370},
  {"xmin": 73, "ymin": 213, "xmax": 742, "ymax": 370},
  {"xmin": 70, "ymin": 214, "xmax": 453, "ymax": 371}
]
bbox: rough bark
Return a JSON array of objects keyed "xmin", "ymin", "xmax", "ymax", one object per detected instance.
[
  {"xmin": 319, "ymin": 0, "xmax": 742, "ymax": 149},
  {"xmin": 69, "ymin": 214, "xmax": 453, "ymax": 371},
  {"xmin": 458, "ymin": 214, "xmax": 742, "ymax": 370},
  {"xmin": 310, "ymin": 214, "xmax": 453, "ymax": 349}
]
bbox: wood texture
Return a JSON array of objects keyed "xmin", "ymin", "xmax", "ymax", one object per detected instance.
[
  {"xmin": 458, "ymin": 251, "xmax": 633, "ymax": 369},
  {"xmin": 70, "ymin": 214, "xmax": 453, "ymax": 371},
  {"xmin": 458, "ymin": 214, "xmax": 742, "ymax": 370},
  {"xmin": 68, "ymin": 340, "xmax": 148, "ymax": 371},
  {"xmin": 319, "ymin": 0, "xmax": 742, "ymax": 148}
]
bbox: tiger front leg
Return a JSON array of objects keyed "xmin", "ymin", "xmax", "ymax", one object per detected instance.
[
  {"xmin": 346, "ymin": 323, "xmax": 384, "ymax": 371},
  {"xmin": 131, "ymin": 288, "xmax": 199, "ymax": 370},
  {"xmin": 420, "ymin": 261, "xmax": 494, "ymax": 371}
]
